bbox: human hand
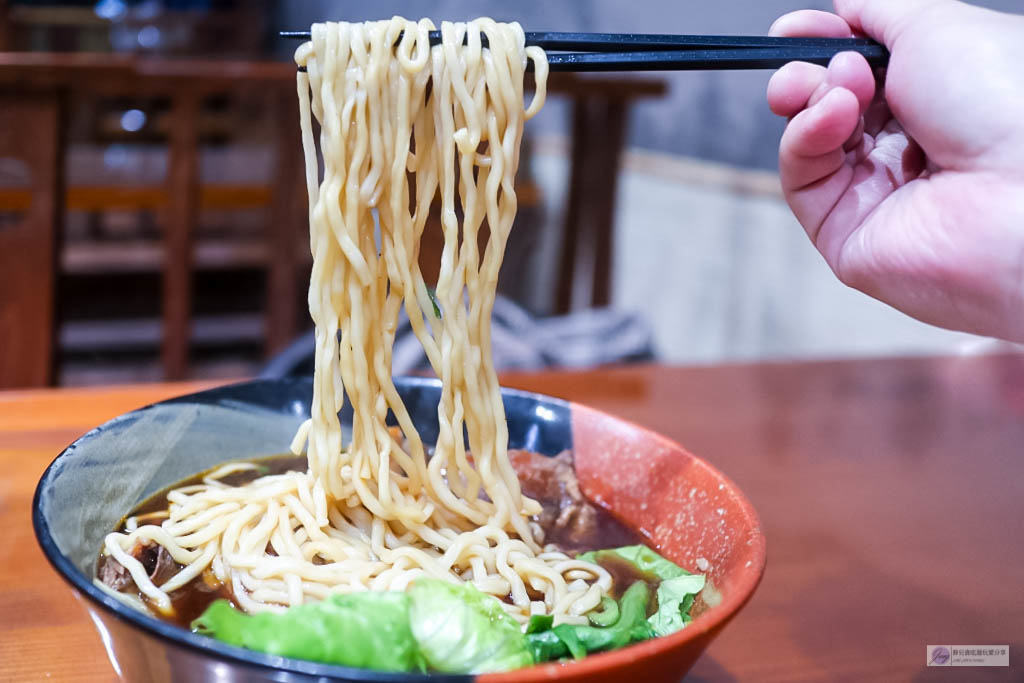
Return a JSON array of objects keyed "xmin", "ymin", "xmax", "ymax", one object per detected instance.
[{"xmin": 767, "ymin": 0, "xmax": 1024, "ymax": 341}]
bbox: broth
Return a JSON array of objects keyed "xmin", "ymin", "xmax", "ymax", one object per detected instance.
[{"xmin": 99, "ymin": 451, "xmax": 654, "ymax": 628}]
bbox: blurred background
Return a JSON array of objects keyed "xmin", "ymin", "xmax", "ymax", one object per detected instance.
[{"xmin": 1, "ymin": 0, "xmax": 1019, "ymax": 388}]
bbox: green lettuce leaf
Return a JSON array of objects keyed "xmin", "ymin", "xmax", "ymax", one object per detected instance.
[
  {"xmin": 189, "ymin": 547, "xmax": 702, "ymax": 672},
  {"xmin": 577, "ymin": 545, "xmax": 705, "ymax": 636},
  {"xmin": 407, "ymin": 578, "xmax": 533, "ymax": 673},
  {"xmin": 648, "ymin": 573, "xmax": 706, "ymax": 635},
  {"xmin": 526, "ymin": 580, "xmax": 653, "ymax": 662},
  {"xmin": 191, "ymin": 592, "xmax": 420, "ymax": 671},
  {"xmin": 577, "ymin": 544, "xmax": 684, "ymax": 581}
]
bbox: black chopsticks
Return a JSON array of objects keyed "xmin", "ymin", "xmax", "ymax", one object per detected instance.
[
  {"xmin": 545, "ymin": 45, "xmax": 888, "ymax": 71},
  {"xmin": 282, "ymin": 31, "xmax": 889, "ymax": 71}
]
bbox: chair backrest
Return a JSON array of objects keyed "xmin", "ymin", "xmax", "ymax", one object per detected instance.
[{"xmin": 0, "ymin": 92, "xmax": 61, "ymax": 388}]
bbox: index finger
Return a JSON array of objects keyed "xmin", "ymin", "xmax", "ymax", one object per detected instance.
[{"xmin": 769, "ymin": 10, "xmax": 856, "ymax": 38}]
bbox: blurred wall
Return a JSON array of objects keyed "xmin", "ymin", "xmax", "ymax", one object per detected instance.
[{"xmin": 281, "ymin": 0, "xmax": 1021, "ymax": 170}]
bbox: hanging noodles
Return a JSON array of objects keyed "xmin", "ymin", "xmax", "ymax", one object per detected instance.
[{"xmin": 98, "ymin": 18, "xmax": 611, "ymax": 625}]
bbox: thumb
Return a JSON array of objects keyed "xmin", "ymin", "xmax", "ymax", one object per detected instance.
[{"xmin": 833, "ymin": 0, "xmax": 955, "ymax": 46}]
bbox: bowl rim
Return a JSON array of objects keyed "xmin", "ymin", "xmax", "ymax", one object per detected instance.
[{"xmin": 32, "ymin": 377, "xmax": 765, "ymax": 681}]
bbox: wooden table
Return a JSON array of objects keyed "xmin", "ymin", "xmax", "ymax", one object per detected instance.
[{"xmin": 1, "ymin": 355, "xmax": 1022, "ymax": 681}]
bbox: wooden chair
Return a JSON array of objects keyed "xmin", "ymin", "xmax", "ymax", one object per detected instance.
[
  {"xmin": 0, "ymin": 92, "xmax": 62, "ymax": 388},
  {"xmin": 0, "ymin": 54, "xmax": 662, "ymax": 387},
  {"xmin": 550, "ymin": 75, "xmax": 665, "ymax": 313},
  {"xmin": 0, "ymin": 53, "xmax": 304, "ymax": 386}
]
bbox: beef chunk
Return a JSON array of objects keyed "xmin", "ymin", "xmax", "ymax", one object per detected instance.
[
  {"xmin": 97, "ymin": 540, "xmax": 181, "ymax": 592},
  {"xmin": 97, "ymin": 554, "xmax": 133, "ymax": 591},
  {"xmin": 136, "ymin": 541, "xmax": 179, "ymax": 586},
  {"xmin": 508, "ymin": 450, "xmax": 599, "ymax": 548}
]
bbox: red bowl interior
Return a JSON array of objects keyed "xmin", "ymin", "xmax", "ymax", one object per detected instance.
[{"xmin": 482, "ymin": 402, "xmax": 766, "ymax": 683}]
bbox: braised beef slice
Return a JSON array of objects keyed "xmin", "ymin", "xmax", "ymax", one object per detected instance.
[
  {"xmin": 137, "ymin": 541, "xmax": 180, "ymax": 586},
  {"xmin": 97, "ymin": 540, "xmax": 181, "ymax": 592},
  {"xmin": 508, "ymin": 450, "xmax": 598, "ymax": 548},
  {"xmin": 97, "ymin": 554, "xmax": 133, "ymax": 591},
  {"xmin": 509, "ymin": 449, "xmax": 644, "ymax": 552}
]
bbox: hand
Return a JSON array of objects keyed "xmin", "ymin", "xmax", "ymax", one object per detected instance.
[{"xmin": 767, "ymin": 0, "xmax": 1024, "ymax": 341}]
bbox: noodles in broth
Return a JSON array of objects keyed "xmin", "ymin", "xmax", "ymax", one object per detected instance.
[{"xmin": 98, "ymin": 17, "xmax": 612, "ymax": 626}]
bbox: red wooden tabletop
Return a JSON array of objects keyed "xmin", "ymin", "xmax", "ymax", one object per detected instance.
[{"xmin": 1, "ymin": 356, "xmax": 1021, "ymax": 681}]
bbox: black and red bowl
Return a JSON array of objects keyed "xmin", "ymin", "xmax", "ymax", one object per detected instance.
[{"xmin": 33, "ymin": 377, "xmax": 765, "ymax": 682}]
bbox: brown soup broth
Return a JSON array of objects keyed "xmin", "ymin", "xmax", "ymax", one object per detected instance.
[{"xmin": 100, "ymin": 452, "xmax": 657, "ymax": 628}]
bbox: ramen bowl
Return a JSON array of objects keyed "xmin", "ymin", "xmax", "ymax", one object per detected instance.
[{"xmin": 33, "ymin": 377, "xmax": 765, "ymax": 683}]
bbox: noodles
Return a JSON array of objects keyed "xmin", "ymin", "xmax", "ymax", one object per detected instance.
[{"xmin": 101, "ymin": 17, "xmax": 608, "ymax": 626}]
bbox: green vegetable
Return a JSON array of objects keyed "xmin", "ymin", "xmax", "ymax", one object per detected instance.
[
  {"xmin": 577, "ymin": 544, "xmax": 685, "ymax": 580},
  {"xmin": 648, "ymin": 572, "xmax": 706, "ymax": 635},
  {"xmin": 194, "ymin": 580, "xmax": 533, "ymax": 674},
  {"xmin": 524, "ymin": 627, "xmax": 566, "ymax": 664},
  {"xmin": 425, "ymin": 286, "xmax": 442, "ymax": 319},
  {"xmin": 408, "ymin": 578, "xmax": 532, "ymax": 673},
  {"xmin": 525, "ymin": 613, "xmax": 554, "ymax": 633},
  {"xmin": 191, "ymin": 592, "xmax": 421, "ymax": 671},
  {"xmin": 578, "ymin": 545, "xmax": 706, "ymax": 636},
  {"xmin": 552, "ymin": 624, "xmax": 588, "ymax": 659},
  {"xmin": 587, "ymin": 595, "xmax": 620, "ymax": 627},
  {"xmin": 526, "ymin": 581, "xmax": 653, "ymax": 662},
  {"xmin": 190, "ymin": 546, "xmax": 704, "ymax": 673}
]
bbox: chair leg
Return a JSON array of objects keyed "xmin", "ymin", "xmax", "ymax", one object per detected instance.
[
  {"xmin": 162, "ymin": 91, "xmax": 200, "ymax": 380},
  {"xmin": 556, "ymin": 96, "xmax": 628, "ymax": 313},
  {"xmin": 265, "ymin": 87, "xmax": 303, "ymax": 357}
]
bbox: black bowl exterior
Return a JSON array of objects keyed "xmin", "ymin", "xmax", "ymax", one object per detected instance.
[{"xmin": 33, "ymin": 377, "xmax": 570, "ymax": 682}]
